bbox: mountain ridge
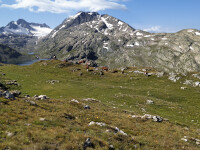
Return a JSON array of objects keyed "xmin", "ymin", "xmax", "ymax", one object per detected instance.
[
  {"xmin": 36, "ymin": 11, "xmax": 200, "ymax": 73},
  {"xmin": 0, "ymin": 19, "xmax": 52, "ymax": 37},
  {"xmin": 0, "ymin": 19, "xmax": 52, "ymax": 53}
]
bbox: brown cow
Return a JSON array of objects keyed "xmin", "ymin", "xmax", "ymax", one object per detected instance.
[{"xmin": 102, "ymin": 66, "xmax": 108, "ymax": 71}]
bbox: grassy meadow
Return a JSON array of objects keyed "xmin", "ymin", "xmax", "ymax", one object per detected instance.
[{"xmin": 0, "ymin": 60, "xmax": 199, "ymax": 149}]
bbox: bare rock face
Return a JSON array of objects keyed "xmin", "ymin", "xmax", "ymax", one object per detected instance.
[{"xmin": 37, "ymin": 12, "xmax": 200, "ymax": 73}]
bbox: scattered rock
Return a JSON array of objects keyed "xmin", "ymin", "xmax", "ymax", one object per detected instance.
[
  {"xmin": 100, "ymin": 71, "xmax": 104, "ymax": 75},
  {"xmin": 134, "ymin": 70, "xmax": 144, "ymax": 74},
  {"xmin": 6, "ymin": 131, "xmax": 13, "ymax": 137},
  {"xmin": 63, "ymin": 113, "xmax": 75, "ymax": 120},
  {"xmin": 146, "ymin": 100, "xmax": 154, "ymax": 105},
  {"xmin": 109, "ymin": 145, "xmax": 115, "ymax": 150},
  {"xmin": 152, "ymin": 116, "xmax": 163, "ymax": 122},
  {"xmin": 40, "ymin": 118, "xmax": 46, "ymax": 121},
  {"xmin": 25, "ymin": 95, "xmax": 30, "ymax": 98},
  {"xmin": 89, "ymin": 121, "xmax": 106, "ymax": 127},
  {"xmin": 181, "ymin": 136, "xmax": 200, "ymax": 145},
  {"xmin": 84, "ymin": 105, "xmax": 91, "ymax": 109},
  {"xmin": 192, "ymin": 74, "xmax": 200, "ymax": 79},
  {"xmin": 24, "ymin": 123, "xmax": 31, "ymax": 126},
  {"xmin": 38, "ymin": 95, "xmax": 48, "ymax": 100},
  {"xmin": 83, "ymin": 138, "xmax": 95, "ymax": 150},
  {"xmin": 168, "ymin": 73, "xmax": 180, "ymax": 82},
  {"xmin": 142, "ymin": 114, "xmax": 153, "ymax": 119},
  {"xmin": 180, "ymin": 87, "xmax": 187, "ymax": 90},
  {"xmin": 34, "ymin": 95, "xmax": 49, "ymax": 100},
  {"xmin": 3, "ymin": 91, "xmax": 15, "ymax": 100},
  {"xmin": 25, "ymin": 100, "xmax": 37, "ymax": 106},
  {"xmin": 193, "ymin": 81, "xmax": 200, "ymax": 87},
  {"xmin": 6, "ymin": 80, "xmax": 19, "ymax": 86},
  {"xmin": 183, "ymin": 80, "xmax": 193, "ymax": 85},
  {"xmin": 47, "ymin": 80, "xmax": 59, "ymax": 84},
  {"xmin": 156, "ymin": 72, "xmax": 164, "ymax": 77},
  {"xmin": 10, "ymin": 90, "xmax": 21, "ymax": 97},
  {"xmin": 132, "ymin": 114, "xmax": 164, "ymax": 122},
  {"xmin": 114, "ymin": 127, "xmax": 127, "ymax": 136},
  {"xmin": 82, "ymin": 98, "xmax": 101, "ymax": 102},
  {"xmin": 70, "ymin": 99, "xmax": 79, "ymax": 103},
  {"xmin": 181, "ymin": 136, "xmax": 188, "ymax": 142}
]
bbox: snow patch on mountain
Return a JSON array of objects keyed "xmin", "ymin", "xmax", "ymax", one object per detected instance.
[
  {"xmin": 101, "ymin": 17, "xmax": 113, "ymax": 30},
  {"xmin": 31, "ymin": 25, "xmax": 52, "ymax": 37}
]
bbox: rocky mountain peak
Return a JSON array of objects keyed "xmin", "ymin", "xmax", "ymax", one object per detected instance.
[
  {"xmin": 48, "ymin": 11, "xmax": 135, "ymax": 39},
  {"xmin": 0, "ymin": 19, "xmax": 52, "ymax": 37},
  {"xmin": 36, "ymin": 12, "xmax": 200, "ymax": 73}
]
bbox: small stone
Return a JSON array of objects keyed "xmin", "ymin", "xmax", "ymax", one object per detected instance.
[
  {"xmin": 152, "ymin": 116, "xmax": 163, "ymax": 122},
  {"xmin": 38, "ymin": 95, "xmax": 48, "ymax": 100},
  {"xmin": 181, "ymin": 138, "xmax": 188, "ymax": 142},
  {"xmin": 181, "ymin": 87, "xmax": 187, "ymax": 90},
  {"xmin": 146, "ymin": 100, "xmax": 154, "ymax": 105},
  {"xmin": 6, "ymin": 131, "xmax": 13, "ymax": 137},
  {"xmin": 143, "ymin": 114, "xmax": 153, "ymax": 119},
  {"xmin": 70, "ymin": 99, "xmax": 79, "ymax": 103},
  {"xmin": 100, "ymin": 71, "xmax": 104, "ymax": 75},
  {"xmin": 40, "ymin": 118, "xmax": 46, "ymax": 121},
  {"xmin": 114, "ymin": 127, "xmax": 127, "ymax": 136},
  {"xmin": 24, "ymin": 123, "xmax": 31, "ymax": 126},
  {"xmin": 89, "ymin": 121, "xmax": 106, "ymax": 126},
  {"xmin": 10, "ymin": 90, "xmax": 21, "ymax": 97},
  {"xmin": 89, "ymin": 121, "xmax": 95, "ymax": 126},
  {"xmin": 83, "ymin": 138, "xmax": 95, "ymax": 150},
  {"xmin": 25, "ymin": 95, "xmax": 30, "ymax": 98},
  {"xmin": 29, "ymin": 100, "xmax": 37, "ymax": 106},
  {"xmin": 3, "ymin": 91, "xmax": 15, "ymax": 100},
  {"xmin": 63, "ymin": 113, "xmax": 75, "ymax": 120},
  {"xmin": 84, "ymin": 105, "xmax": 91, "ymax": 109},
  {"xmin": 109, "ymin": 145, "xmax": 115, "ymax": 150}
]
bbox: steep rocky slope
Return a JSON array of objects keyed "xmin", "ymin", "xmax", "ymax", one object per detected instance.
[{"xmin": 36, "ymin": 12, "xmax": 200, "ymax": 73}]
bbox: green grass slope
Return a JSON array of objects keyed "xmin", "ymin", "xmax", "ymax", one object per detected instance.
[{"xmin": 0, "ymin": 60, "xmax": 199, "ymax": 149}]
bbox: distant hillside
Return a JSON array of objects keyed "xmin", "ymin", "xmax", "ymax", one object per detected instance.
[
  {"xmin": 36, "ymin": 12, "xmax": 200, "ymax": 73},
  {"xmin": 0, "ymin": 44, "xmax": 30, "ymax": 64}
]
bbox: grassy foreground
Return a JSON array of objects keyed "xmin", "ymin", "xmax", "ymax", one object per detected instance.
[{"xmin": 0, "ymin": 60, "xmax": 199, "ymax": 149}]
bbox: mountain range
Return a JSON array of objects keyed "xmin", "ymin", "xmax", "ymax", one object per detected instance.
[
  {"xmin": 0, "ymin": 19, "xmax": 52, "ymax": 37},
  {"xmin": 36, "ymin": 11, "xmax": 200, "ymax": 73},
  {"xmin": 1, "ymin": 12, "xmax": 200, "ymax": 73},
  {"xmin": 0, "ymin": 19, "xmax": 52, "ymax": 53}
]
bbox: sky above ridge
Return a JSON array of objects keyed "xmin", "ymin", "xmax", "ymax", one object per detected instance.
[{"xmin": 0, "ymin": 0, "xmax": 200, "ymax": 33}]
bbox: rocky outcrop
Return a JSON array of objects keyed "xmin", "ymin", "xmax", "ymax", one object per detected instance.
[{"xmin": 36, "ymin": 12, "xmax": 200, "ymax": 73}]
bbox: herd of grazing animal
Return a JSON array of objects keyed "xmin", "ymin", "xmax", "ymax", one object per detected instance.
[{"xmin": 64, "ymin": 58, "xmax": 152, "ymax": 75}]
